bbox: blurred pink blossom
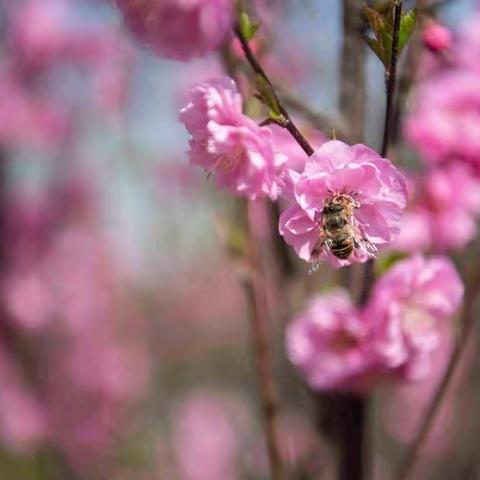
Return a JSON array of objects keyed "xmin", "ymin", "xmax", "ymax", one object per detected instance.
[
  {"xmin": 366, "ymin": 255, "xmax": 464, "ymax": 380},
  {"xmin": 286, "ymin": 289, "xmax": 379, "ymax": 393},
  {"xmin": 279, "ymin": 141, "xmax": 407, "ymax": 267},
  {"xmin": 171, "ymin": 390, "xmax": 249, "ymax": 480},
  {"xmin": 395, "ymin": 165, "xmax": 480, "ymax": 252},
  {"xmin": 422, "ymin": 21, "xmax": 452, "ymax": 52},
  {"xmin": 269, "ymin": 123, "xmax": 325, "ymax": 172},
  {"xmin": 115, "ymin": 0, "xmax": 233, "ymax": 61},
  {"xmin": 406, "ymin": 69, "xmax": 480, "ymax": 170},
  {"xmin": 180, "ymin": 76, "xmax": 287, "ymax": 200}
]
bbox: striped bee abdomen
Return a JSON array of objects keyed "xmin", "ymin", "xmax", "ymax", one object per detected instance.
[{"xmin": 330, "ymin": 234, "xmax": 354, "ymax": 259}]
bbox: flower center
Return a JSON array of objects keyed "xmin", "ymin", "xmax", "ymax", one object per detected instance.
[{"xmin": 401, "ymin": 303, "xmax": 435, "ymax": 337}]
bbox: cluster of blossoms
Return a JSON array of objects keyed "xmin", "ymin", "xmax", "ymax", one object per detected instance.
[
  {"xmin": 180, "ymin": 76, "xmax": 287, "ymax": 200},
  {"xmin": 115, "ymin": 0, "xmax": 233, "ymax": 61},
  {"xmin": 287, "ymin": 255, "xmax": 464, "ymax": 392},
  {"xmin": 400, "ymin": 17, "xmax": 480, "ymax": 253},
  {"xmin": 0, "ymin": 176, "xmax": 150, "ymax": 468},
  {"xmin": 0, "ymin": 0, "xmax": 132, "ymax": 150},
  {"xmin": 166, "ymin": 389, "xmax": 327, "ymax": 479},
  {"xmin": 180, "ymin": 77, "xmax": 408, "ymax": 266}
]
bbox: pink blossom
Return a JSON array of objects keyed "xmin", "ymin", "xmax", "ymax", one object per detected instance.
[
  {"xmin": 394, "ymin": 165, "xmax": 480, "ymax": 252},
  {"xmin": 286, "ymin": 289, "xmax": 379, "ymax": 393},
  {"xmin": 455, "ymin": 14, "xmax": 480, "ymax": 72},
  {"xmin": 171, "ymin": 390, "xmax": 248, "ymax": 480},
  {"xmin": 269, "ymin": 123, "xmax": 325, "ymax": 172},
  {"xmin": 422, "ymin": 22, "xmax": 452, "ymax": 52},
  {"xmin": 115, "ymin": 0, "xmax": 233, "ymax": 61},
  {"xmin": 180, "ymin": 77, "xmax": 286, "ymax": 200},
  {"xmin": 279, "ymin": 141, "xmax": 407, "ymax": 267},
  {"xmin": 366, "ymin": 255, "xmax": 464, "ymax": 380},
  {"xmin": 406, "ymin": 69, "xmax": 480, "ymax": 170}
]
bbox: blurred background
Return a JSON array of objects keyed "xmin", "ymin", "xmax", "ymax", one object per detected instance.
[{"xmin": 0, "ymin": 0, "xmax": 477, "ymax": 479}]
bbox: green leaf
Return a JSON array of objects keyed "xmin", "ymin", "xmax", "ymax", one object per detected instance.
[
  {"xmin": 365, "ymin": 36, "xmax": 387, "ymax": 66},
  {"xmin": 375, "ymin": 251, "xmax": 408, "ymax": 275},
  {"xmin": 363, "ymin": 5, "xmax": 387, "ymax": 39},
  {"xmin": 255, "ymin": 75, "xmax": 281, "ymax": 116},
  {"xmin": 238, "ymin": 11, "xmax": 260, "ymax": 41},
  {"xmin": 399, "ymin": 8, "xmax": 417, "ymax": 53},
  {"xmin": 268, "ymin": 109, "xmax": 286, "ymax": 124}
]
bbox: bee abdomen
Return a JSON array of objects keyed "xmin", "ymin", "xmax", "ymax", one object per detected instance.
[{"xmin": 331, "ymin": 238, "xmax": 353, "ymax": 259}]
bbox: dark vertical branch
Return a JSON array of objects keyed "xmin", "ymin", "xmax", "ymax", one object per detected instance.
[
  {"xmin": 340, "ymin": 0, "xmax": 370, "ymax": 470},
  {"xmin": 359, "ymin": 0, "xmax": 403, "ymax": 307},
  {"xmin": 381, "ymin": 0, "xmax": 403, "ymax": 158},
  {"xmin": 240, "ymin": 200, "xmax": 286, "ymax": 480},
  {"xmin": 338, "ymin": 396, "xmax": 368, "ymax": 480},
  {"xmin": 335, "ymin": 2, "xmax": 370, "ymax": 480}
]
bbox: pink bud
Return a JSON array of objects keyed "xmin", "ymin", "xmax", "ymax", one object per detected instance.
[{"xmin": 422, "ymin": 22, "xmax": 452, "ymax": 52}]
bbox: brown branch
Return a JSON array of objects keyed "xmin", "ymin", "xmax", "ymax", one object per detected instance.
[
  {"xmin": 234, "ymin": 26, "xmax": 315, "ymax": 157},
  {"xmin": 239, "ymin": 200, "xmax": 286, "ymax": 480},
  {"xmin": 381, "ymin": 0, "xmax": 403, "ymax": 158},
  {"xmin": 359, "ymin": 0, "xmax": 403, "ymax": 307},
  {"xmin": 396, "ymin": 263, "xmax": 480, "ymax": 480}
]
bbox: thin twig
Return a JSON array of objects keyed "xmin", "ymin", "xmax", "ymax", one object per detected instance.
[
  {"xmin": 234, "ymin": 27, "xmax": 315, "ymax": 157},
  {"xmin": 396, "ymin": 263, "xmax": 480, "ymax": 480},
  {"xmin": 240, "ymin": 200, "xmax": 286, "ymax": 480},
  {"xmin": 381, "ymin": 0, "xmax": 403, "ymax": 158},
  {"xmin": 359, "ymin": 0, "xmax": 403, "ymax": 307},
  {"xmin": 335, "ymin": 2, "xmax": 371, "ymax": 480}
]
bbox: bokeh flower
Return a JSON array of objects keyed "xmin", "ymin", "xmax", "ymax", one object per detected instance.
[
  {"xmin": 279, "ymin": 141, "xmax": 407, "ymax": 267},
  {"xmin": 406, "ymin": 69, "xmax": 480, "ymax": 170},
  {"xmin": 394, "ymin": 165, "xmax": 480, "ymax": 252},
  {"xmin": 422, "ymin": 21, "xmax": 452, "ymax": 52},
  {"xmin": 286, "ymin": 289, "xmax": 379, "ymax": 393},
  {"xmin": 180, "ymin": 76, "xmax": 287, "ymax": 200},
  {"xmin": 115, "ymin": 0, "xmax": 233, "ymax": 61},
  {"xmin": 366, "ymin": 255, "xmax": 464, "ymax": 380},
  {"xmin": 171, "ymin": 390, "xmax": 249, "ymax": 480}
]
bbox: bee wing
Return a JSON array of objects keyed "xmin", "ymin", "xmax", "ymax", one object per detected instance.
[
  {"xmin": 308, "ymin": 232, "xmax": 330, "ymax": 274},
  {"xmin": 351, "ymin": 220, "xmax": 378, "ymax": 259}
]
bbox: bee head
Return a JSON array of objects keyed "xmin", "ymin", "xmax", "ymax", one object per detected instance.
[{"xmin": 323, "ymin": 203, "xmax": 344, "ymax": 215}]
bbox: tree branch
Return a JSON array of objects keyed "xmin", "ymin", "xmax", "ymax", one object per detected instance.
[
  {"xmin": 240, "ymin": 200, "xmax": 286, "ymax": 480},
  {"xmin": 234, "ymin": 26, "xmax": 315, "ymax": 157},
  {"xmin": 359, "ymin": 0, "xmax": 403, "ymax": 307}
]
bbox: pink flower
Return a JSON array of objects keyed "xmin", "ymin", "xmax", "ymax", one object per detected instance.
[
  {"xmin": 422, "ymin": 22, "xmax": 452, "ymax": 52},
  {"xmin": 366, "ymin": 255, "xmax": 464, "ymax": 380},
  {"xmin": 279, "ymin": 141, "xmax": 407, "ymax": 267},
  {"xmin": 394, "ymin": 165, "xmax": 480, "ymax": 252},
  {"xmin": 406, "ymin": 69, "xmax": 480, "ymax": 170},
  {"xmin": 115, "ymin": 0, "xmax": 233, "ymax": 61},
  {"xmin": 286, "ymin": 289, "xmax": 379, "ymax": 393},
  {"xmin": 269, "ymin": 123, "xmax": 325, "ymax": 172},
  {"xmin": 171, "ymin": 390, "xmax": 249, "ymax": 480},
  {"xmin": 455, "ymin": 14, "xmax": 480, "ymax": 72},
  {"xmin": 180, "ymin": 77, "xmax": 287, "ymax": 200}
]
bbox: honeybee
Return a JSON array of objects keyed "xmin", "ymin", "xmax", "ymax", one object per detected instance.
[{"xmin": 310, "ymin": 193, "xmax": 377, "ymax": 271}]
